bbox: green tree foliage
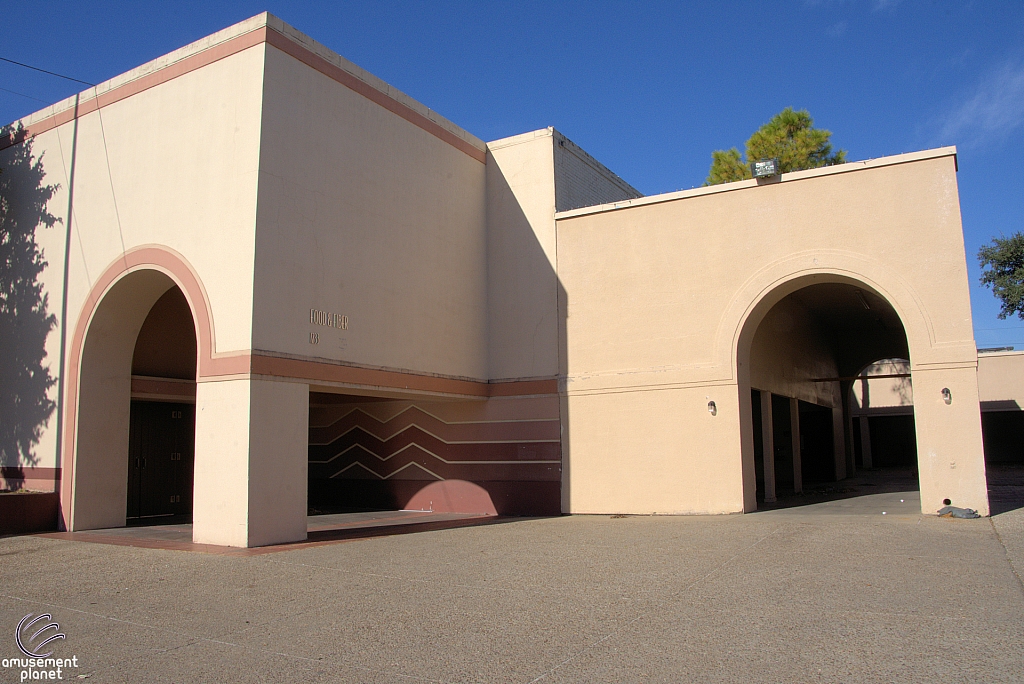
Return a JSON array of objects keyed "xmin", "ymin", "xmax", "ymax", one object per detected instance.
[
  {"xmin": 978, "ymin": 232, "xmax": 1024, "ymax": 320},
  {"xmin": 0, "ymin": 126, "xmax": 59, "ymax": 472},
  {"xmin": 706, "ymin": 148, "xmax": 751, "ymax": 185},
  {"xmin": 705, "ymin": 107, "xmax": 846, "ymax": 186}
]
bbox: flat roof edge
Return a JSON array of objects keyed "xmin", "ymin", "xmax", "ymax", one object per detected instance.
[
  {"xmin": 4, "ymin": 13, "xmax": 486, "ymax": 153},
  {"xmin": 264, "ymin": 15, "xmax": 485, "ymax": 152},
  {"xmin": 6, "ymin": 13, "xmax": 272, "ymax": 130},
  {"xmin": 555, "ymin": 147, "xmax": 959, "ymax": 220},
  {"xmin": 485, "ymin": 127, "xmax": 555, "ymax": 151},
  {"xmin": 978, "ymin": 349, "xmax": 1024, "ymax": 358}
]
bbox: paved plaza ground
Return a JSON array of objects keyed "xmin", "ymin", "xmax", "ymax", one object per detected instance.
[{"xmin": 2, "ymin": 474, "xmax": 1023, "ymax": 683}]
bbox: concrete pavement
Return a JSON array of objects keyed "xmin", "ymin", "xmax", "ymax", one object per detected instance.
[{"xmin": 1, "ymin": 488, "xmax": 1022, "ymax": 683}]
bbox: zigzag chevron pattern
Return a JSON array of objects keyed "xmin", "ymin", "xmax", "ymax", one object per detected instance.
[
  {"xmin": 309, "ymin": 405, "xmax": 560, "ymax": 445},
  {"xmin": 309, "ymin": 404, "xmax": 561, "ymax": 482}
]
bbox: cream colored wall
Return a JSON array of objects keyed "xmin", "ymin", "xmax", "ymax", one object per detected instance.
[
  {"xmin": 58, "ymin": 46, "xmax": 264, "ymax": 357},
  {"xmin": 557, "ymin": 153, "xmax": 975, "ymax": 387},
  {"xmin": 556, "ymin": 150, "xmax": 987, "ymax": 515},
  {"xmin": 851, "ymin": 359, "xmax": 914, "ymax": 412},
  {"xmin": 978, "ymin": 351, "xmax": 1024, "ymax": 408},
  {"xmin": 565, "ymin": 384, "xmax": 745, "ymax": 514},
  {"xmin": 251, "ymin": 43, "xmax": 489, "ymax": 381},
  {"xmin": 193, "ymin": 378, "xmax": 308, "ymax": 547},
  {"xmin": 4, "ymin": 39, "xmax": 266, "ymax": 475},
  {"xmin": 749, "ymin": 296, "xmax": 839, "ymax": 406},
  {"xmin": 485, "ymin": 131, "xmax": 559, "ymax": 381},
  {"xmin": 0, "ymin": 131, "xmax": 68, "ymax": 474},
  {"xmin": 484, "ymin": 128, "xmax": 643, "ymax": 382}
]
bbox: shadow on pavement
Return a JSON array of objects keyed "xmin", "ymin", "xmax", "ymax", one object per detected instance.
[
  {"xmin": 36, "ymin": 511, "xmax": 548, "ymax": 556},
  {"xmin": 751, "ymin": 464, "xmax": 1024, "ymax": 517},
  {"xmin": 752, "ymin": 466, "xmax": 920, "ymax": 513},
  {"xmin": 986, "ymin": 464, "xmax": 1024, "ymax": 516}
]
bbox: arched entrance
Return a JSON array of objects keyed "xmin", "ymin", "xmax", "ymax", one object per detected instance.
[
  {"xmin": 64, "ymin": 268, "xmax": 199, "ymax": 531},
  {"xmin": 127, "ymin": 286, "xmax": 197, "ymax": 522},
  {"xmin": 737, "ymin": 277, "xmax": 914, "ymax": 509}
]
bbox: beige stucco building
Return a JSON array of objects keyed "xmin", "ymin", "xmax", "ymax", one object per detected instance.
[{"xmin": 1, "ymin": 13, "xmax": 1013, "ymax": 547}]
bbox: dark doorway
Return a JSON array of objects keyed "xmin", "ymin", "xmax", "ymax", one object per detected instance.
[
  {"xmin": 126, "ymin": 286, "xmax": 198, "ymax": 524},
  {"xmin": 981, "ymin": 411, "xmax": 1024, "ymax": 465},
  {"xmin": 772, "ymin": 395, "xmax": 794, "ymax": 495},
  {"xmin": 752, "ymin": 393, "xmax": 839, "ymax": 503},
  {"xmin": 799, "ymin": 401, "xmax": 835, "ymax": 483},
  {"xmin": 127, "ymin": 401, "xmax": 195, "ymax": 521},
  {"xmin": 866, "ymin": 415, "xmax": 918, "ymax": 468},
  {"xmin": 751, "ymin": 390, "xmax": 764, "ymax": 501}
]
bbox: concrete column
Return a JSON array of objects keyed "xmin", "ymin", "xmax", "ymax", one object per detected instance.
[
  {"xmin": 911, "ymin": 367, "xmax": 990, "ymax": 516},
  {"xmin": 859, "ymin": 416, "xmax": 873, "ymax": 469},
  {"xmin": 790, "ymin": 397, "xmax": 802, "ymax": 494},
  {"xmin": 760, "ymin": 390, "xmax": 776, "ymax": 503},
  {"xmin": 832, "ymin": 406, "xmax": 847, "ymax": 481},
  {"xmin": 845, "ymin": 384, "xmax": 857, "ymax": 476},
  {"xmin": 843, "ymin": 382, "xmax": 856, "ymax": 476},
  {"xmin": 193, "ymin": 378, "xmax": 309, "ymax": 547}
]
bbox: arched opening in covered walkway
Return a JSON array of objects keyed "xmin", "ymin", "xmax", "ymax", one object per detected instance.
[{"xmin": 739, "ymin": 278, "xmax": 918, "ymax": 509}]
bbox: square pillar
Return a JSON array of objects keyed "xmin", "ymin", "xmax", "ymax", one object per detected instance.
[
  {"xmin": 859, "ymin": 416, "xmax": 873, "ymax": 469},
  {"xmin": 832, "ymin": 406, "xmax": 847, "ymax": 481},
  {"xmin": 790, "ymin": 397, "xmax": 802, "ymax": 495},
  {"xmin": 911, "ymin": 367, "xmax": 989, "ymax": 516},
  {"xmin": 193, "ymin": 378, "xmax": 309, "ymax": 547},
  {"xmin": 760, "ymin": 390, "xmax": 776, "ymax": 503}
]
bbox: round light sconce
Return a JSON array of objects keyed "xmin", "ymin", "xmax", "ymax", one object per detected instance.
[
  {"xmin": 941, "ymin": 388, "xmax": 952, "ymax": 405},
  {"xmin": 707, "ymin": 400, "xmax": 717, "ymax": 416}
]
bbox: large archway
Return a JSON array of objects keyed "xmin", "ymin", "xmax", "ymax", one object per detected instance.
[
  {"xmin": 64, "ymin": 268, "xmax": 200, "ymax": 531},
  {"xmin": 737, "ymin": 278, "xmax": 913, "ymax": 510}
]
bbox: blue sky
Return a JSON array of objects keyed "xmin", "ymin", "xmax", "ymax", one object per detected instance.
[{"xmin": 2, "ymin": 1, "xmax": 1023, "ymax": 347}]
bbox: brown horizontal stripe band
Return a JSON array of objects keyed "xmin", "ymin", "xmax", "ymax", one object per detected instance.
[
  {"xmin": 246, "ymin": 353, "xmax": 558, "ymax": 398},
  {"xmin": 131, "ymin": 378, "xmax": 197, "ymax": 397}
]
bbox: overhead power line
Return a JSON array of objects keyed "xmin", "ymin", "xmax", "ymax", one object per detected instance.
[
  {"xmin": 0, "ymin": 86, "xmax": 48, "ymax": 103},
  {"xmin": 0, "ymin": 56, "xmax": 94, "ymax": 86}
]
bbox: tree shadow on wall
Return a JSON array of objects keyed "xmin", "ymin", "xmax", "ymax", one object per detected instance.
[{"xmin": 0, "ymin": 124, "xmax": 60, "ymax": 487}]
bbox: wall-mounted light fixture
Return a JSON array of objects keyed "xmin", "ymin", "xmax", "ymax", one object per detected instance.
[
  {"xmin": 707, "ymin": 400, "xmax": 717, "ymax": 416},
  {"xmin": 941, "ymin": 388, "xmax": 952, "ymax": 404}
]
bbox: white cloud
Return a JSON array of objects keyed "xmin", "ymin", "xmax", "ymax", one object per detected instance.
[{"xmin": 935, "ymin": 61, "xmax": 1024, "ymax": 149}]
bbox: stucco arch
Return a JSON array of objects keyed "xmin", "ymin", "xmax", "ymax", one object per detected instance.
[
  {"xmin": 727, "ymin": 259, "xmax": 987, "ymax": 516},
  {"xmin": 733, "ymin": 264, "xmax": 917, "ymax": 509},
  {"xmin": 59, "ymin": 247, "xmax": 217, "ymax": 531},
  {"xmin": 715, "ymin": 251, "xmax": 939, "ymax": 383}
]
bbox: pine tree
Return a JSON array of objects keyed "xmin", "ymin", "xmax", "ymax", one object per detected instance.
[{"xmin": 705, "ymin": 107, "xmax": 846, "ymax": 186}]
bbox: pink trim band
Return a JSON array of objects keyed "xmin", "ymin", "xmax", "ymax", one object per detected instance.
[{"xmin": 1, "ymin": 26, "xmax": 485, "ymax": 164}]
